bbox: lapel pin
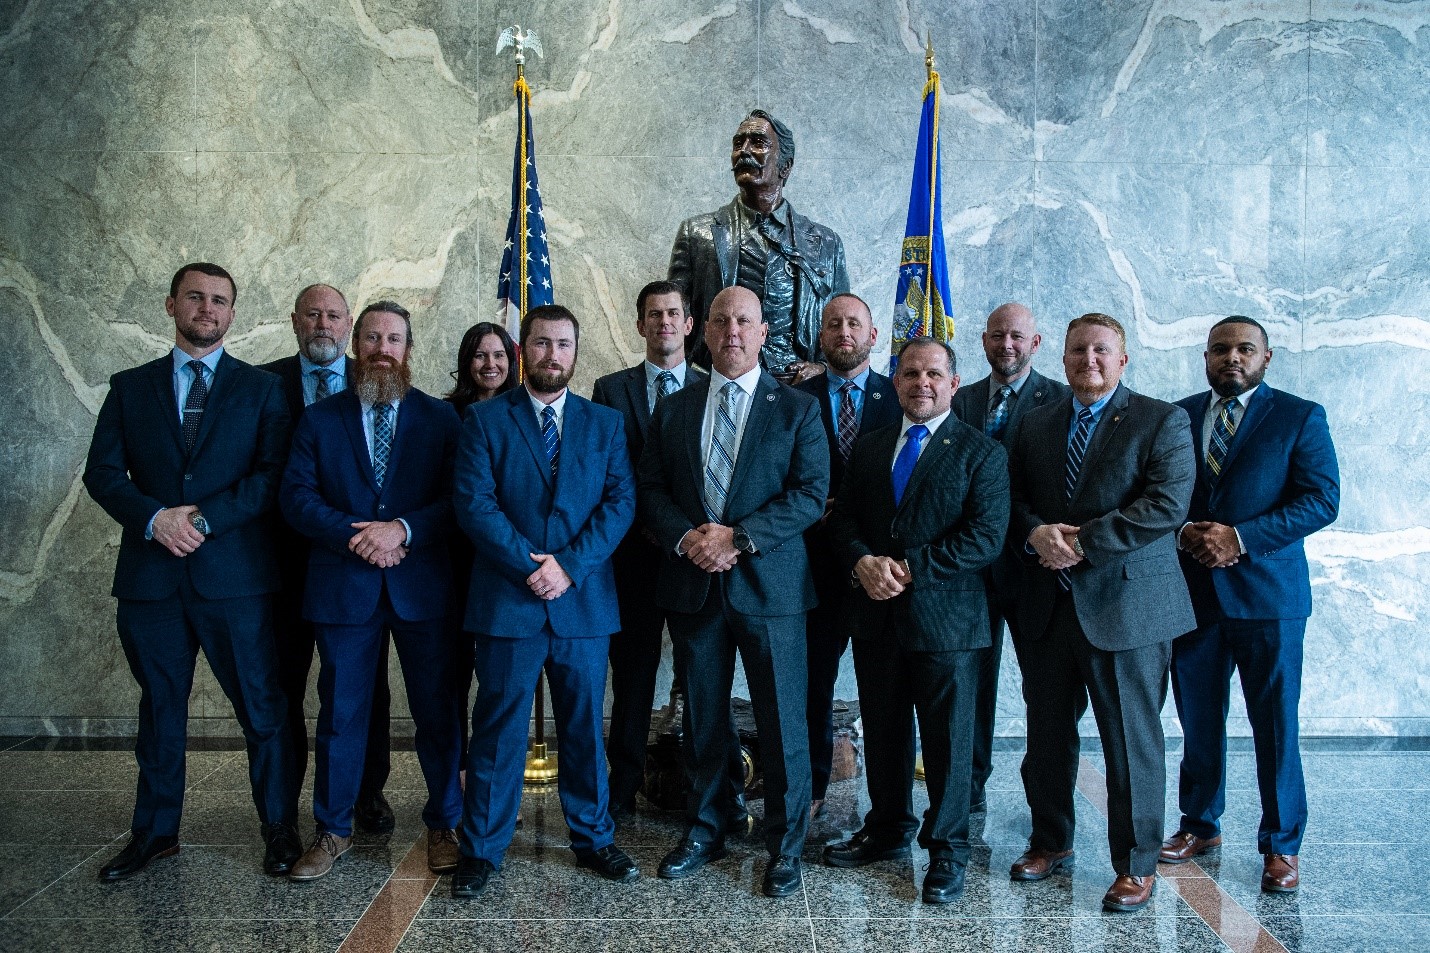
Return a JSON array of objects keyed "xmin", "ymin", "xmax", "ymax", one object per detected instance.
[
  {"xmin": 943, "ymin": 439, "xmax": 951, "ymax": 445},
  {"xmin": 766, "ymin": 394, "xmax": 776, "ymax": 401},
  {"xmin": 1113, "ymin": 415, "xmax": 1121, "ymax": 423},
  {"xmin": 871, "ymin": 392, "xmax": 881, "ymax": 399}
]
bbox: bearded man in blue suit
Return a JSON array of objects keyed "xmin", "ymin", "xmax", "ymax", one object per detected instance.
[
  {"xmin": 450, "ymin": 304, "xmax": 638, "ymax": 898},
  {"xmin": 1159, "ymin": 316, "xmax": 1339, "ymax": 895}
]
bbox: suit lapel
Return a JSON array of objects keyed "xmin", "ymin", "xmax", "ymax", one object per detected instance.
[
  {"xmin": 384, "ymin": 392, "xmax": 417, "ymax": 489},
  {"xmin": 1218, "ymin": 385, "xmax": 1273, "ymax": 477},
  {"xmin": 508, "ymin": 390, "xmax": 554, "ymax": 489},
  {"xmin": 726, "ymin": 375, "xmax": 777, "ymax": 495},
  {"xmin": 681, "ymin": 377, "xmax": 711, "ymax": 489},
  {"xmin": 895, "ymin": 416, "xmax": 958, "ymax": 519},
  {"xmin": 340, "ymin": 392, "xmax": 380, "ymax": 492},
  {"xmin": 148, "ymin": 356, "xmax": 184, "ymax": 453},
  {"xmin": 1070, "ymin": 384, "xmax": 1130, "ymax": 504},
  {"xmin": 187, "ymin": 352, "xmax": 234, "ymax": 458},
  {"xmin": 622, "ymin": 367, "xmax": 651, "ymax": 433}
]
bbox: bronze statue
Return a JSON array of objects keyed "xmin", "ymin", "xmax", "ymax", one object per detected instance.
[{"xmin": 668, "ymin": 110, "xmax": 850, "ymax": 382}]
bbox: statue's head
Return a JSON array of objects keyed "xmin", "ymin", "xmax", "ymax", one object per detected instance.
[{"xmin": 731, "ymin": 109, "xmax": 795, "ymax": 193}]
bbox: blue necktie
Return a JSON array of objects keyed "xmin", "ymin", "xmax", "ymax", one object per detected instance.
[
  {"xmin": 986, "ymin": 384, "xmax": 1012, "ymax": 439},
  {"xmin": 704, "ymin": 381, "xmax": 740, "ymax": 521},
  {"xmin": 891, "ymin": 424, "xmax": 928, "ymax": 506},
  {"xmin": 655, "ymin": 370, "xmax": 677, "ymax": 409},
  {"xmin": 312, "ymin": 368, "xmax": 335, "ymax": 402},
  {"xmin": 541, "ymin": 404, "xmax": 560, "ymax": 478},
  {"xmin": 1206, "ymin": 397, "xmax": 1239, "ymax": 483},
  {"xmin": 372, "ymin": 403, "xmax": 394, "ymax": 488},
  {"xmin": 1059, "ymin": 407, "xmax": 1096, "ymax": 590},
  {"xmin": 182, "ymin": 360, "xmax": 208, "ymax": 453}
]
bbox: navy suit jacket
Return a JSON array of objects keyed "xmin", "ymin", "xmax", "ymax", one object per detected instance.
[
  {"xmin": 637, "ymin": 372, "xmax": 829, "ymax": 616},
  {"xmin": 1175, "ymin": 385, "xmax": 1339, "ymax": 625},
  {"xmin": 280, "ymin": 387, "xmax": 459, "ymax": 624},
  {"xmin": 453, "ymin": 387, "xmax": 635, "ymax": 639},
  {"xmin": 84, "ymin": 351, "xmax": 290, "ymax": 601}
]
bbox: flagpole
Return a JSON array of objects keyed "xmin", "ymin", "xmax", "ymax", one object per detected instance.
[{"xmin": 923, "ymin": 33, "xmax": 938, "ymax": 340}]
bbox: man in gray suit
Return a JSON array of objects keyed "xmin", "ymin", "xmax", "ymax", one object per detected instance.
[
  {"xmin": 638, "ymin": 286, "xmax": 828, "ymax": 897},
  {"xmin": 824, "ymin": 337, "xmax": 1009, "ymax": 903},
  {"xmin": 1007, "ymin": 313, "xmax": 1194, "ymax": 912},
  {"xmin": 949, "ymin": 303, "xmax": 1070, "ymax": 812}
]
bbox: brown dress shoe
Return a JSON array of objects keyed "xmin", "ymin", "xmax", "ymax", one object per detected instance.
[
  {"xmin": 1159, "ymin": 831, "xmax": 1222, "ymax": 864},
  {"xmin": 427, "ymin": 828, "xmax": 460, "ymax": 874},
  {"xmin": 289, "ymin": 831, "xmax": 353, "ymax": 881},
  {"xmin": 1102, "ymin": 873, "xmax": 1155, "ymax": 911},
  {"xmin": 1262, "ymin": 853, "xmax": 1299, "ymax": 893},
  {"xmin": 1010, "ymin": 847, "xmax": 1075, "ymax": 881}
]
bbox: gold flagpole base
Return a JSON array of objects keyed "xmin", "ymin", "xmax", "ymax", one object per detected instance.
[
  {"xmin": 914, "ymin": 754, "xmax": 926, "ymax": 782},
  {"xmin": 524, "ymin": 741, "xmax": 559, "ymax": 785}
]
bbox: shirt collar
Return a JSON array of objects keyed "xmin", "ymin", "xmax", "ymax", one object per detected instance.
[
  {"xmin": 900, "ymin": 410, "xmax": 950, "ymax": 439},
  {"xmin": 735, "ymin": 196, "xmax": 792, "ymax": 232},
  {"xmin": 172, "ymin": 346, "xmax": 223, "ymax": 375},
  {"xmin": 710, "ymin": 364, "xmax": 762, "ymax": 397},
  {"xmin": 1210, "ymin": 383, "xmax": 1259, "ymax": 412},
  {"xmin": 299, "ymin": 352, "xmax": 347, "ymax": 379},
  {"xmin": 527, "ymin": 385, "xmax": 568, "ymax": 420},
  {"xmin": 644, "ymin": 360, "xmax": 687, "ymax": 388},
  {"xmin": 827, "ymin": 366, "xmax": 871, "ymax": 394},
  {"xmin": 1072, "ymin": 388, "xmax": 1117, "ymax": 420}
]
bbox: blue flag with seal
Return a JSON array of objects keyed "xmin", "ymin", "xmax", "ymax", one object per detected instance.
[
  {"xmin": 496, "ymin": 71, "xmax": 553, "ymax": 342},
  {"xmin": 891, "ymin": 46, "xmax": 954, "ymax": 371}
]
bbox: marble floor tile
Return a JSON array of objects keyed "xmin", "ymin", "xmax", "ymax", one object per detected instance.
[
  {"xmin": 811, "ymin": 914, "xmax": 1231, "ymax": 952},
  {"xmin": 399, "ymin": 917, "xmax": 818, "ymax": 953},
  {"xmin": 1199, "ymin": 844, "xmax": 1430, "ymax": 917},
  {"xmin": 0, "ymin": 844, "xmax": 105, "ymax": 917},
  {"xmin": 0, "ymin": 749, "xmax": 235, "ymax": 792},
  {"xmin": 0, "ymin": 917, "xmax": 356, "ymax": 953},
  {"xmin": 1259, "ymin": 914, "xmax": 1430, "ymax": 953},
  {"xmin": 0, "ymin": 789, "xmax": 132, "ymax": 845}
]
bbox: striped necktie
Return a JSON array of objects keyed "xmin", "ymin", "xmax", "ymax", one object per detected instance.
[
  {"xmin": 312, "ymin": 367, "xmax": 335, "ymax": 402},
  {"xmin": 372, "ymin": 403, "xmax": 394, "ymax": 488},
  {"xmin": 1206, "ymin": 397, "xmax": 1239, "ymax": 482},
  {"xmin": 655, "ymin": 370, "xmax": 677, "ymax": 409},
  {"xmin": 986, "ymin": 384, "xmax": 1012, "ymax": 439},
  {"xmin": 704, "ymin": 381, "xmax": 740, "ymax": 521},
  {"xmin": 182, "ymin": 360, "xmax": 208, "ymax": 453},
  {"xmin": 541, "ymin": 404, "xmax": 560, "ymax": 478},
  {"xmin": 836, "ymin": 380, "xmax": 858, "ymax": 462},
  {"xmin": 1059, "ymin": 407, "xmax": 1096, "ymax": 590}
]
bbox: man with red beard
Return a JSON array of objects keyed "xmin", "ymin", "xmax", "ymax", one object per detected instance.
[
  {"xmin": 280, "ymin": 301, "xmax": 465, "ymax": 880},
  {"xmin": 451, "ymin": 305, "xmax": 638, "ymax": 898}
]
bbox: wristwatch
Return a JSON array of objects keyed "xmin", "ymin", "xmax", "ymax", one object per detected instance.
[
  {"xmin": 1071, "ymin": 534, "xmax": 1084, "ymax": 558},
  {"xmin": 191, "ymin": 511, "xmax": 211, "ymax": 536},
  {"xmin": 732, "ymin": 526, "xmax": 757, "ymax": 555}
]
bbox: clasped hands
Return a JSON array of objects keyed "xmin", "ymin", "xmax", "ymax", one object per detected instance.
[
  {"xmin": 1028, "ymin": 523, "xmax": 1083, "ymax": 571},
  {"xmin": 679, "ymin": 523, "xmax": 739, "ymax": 574},
  {"xmin": 1181, "ymin": 521, "xmax": 1240, "ymax": 568},
  {"xmin": 854, "ymin": 555, "xmax": 911, "ymax": 601},
  {"xmin": 349, "ymin": 520, "xmax": 408, "ymax": 568},
  {"xmin": 527, "ymin": 552, "xmax": 573, "ymax": 601},
  {"xmin": 152, "ymin": 505, "xmax": 205, "ymax": 558}
]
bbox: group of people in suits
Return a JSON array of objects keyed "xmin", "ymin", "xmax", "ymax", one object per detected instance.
[{"xmin": 83, "ymin": 260, "xmax": 1338, "ymax": 911}]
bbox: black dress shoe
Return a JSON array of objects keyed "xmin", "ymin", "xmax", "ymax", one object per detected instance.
[
  {"xmin": 762, "ymin": 856, "xmax": 802, "ymax": 897},
  {"xmin": 575, "ymin": 844, "xmax": 640, "ymax": 883},
  {"xmin": 99, "ymin": 833, "xmax": 179, "ymax": 882},
  {"xmin": 922, "ymin": 858, "xmax": 966, "ymax": 904},
  {"xmin": 450, "ymin": 857, "xmax": 496, "ymax": 898},
  {"xmin": 261, "ymin": 822, "xmax": 302, "ymax": 876},
  {"xmin": 725, "ymin": 794, "xmax": 753, "ymax": 836},
  {"xmin": 657, "ymin": 840, "xmax": 727, "ymax": 879},
  {"xmin": 823, "ymin": 831, "xmax": 911, "ymax": 868},
  {"xmin": 353, "ymin": 792, "xmax": 395, "ymax": 835}
]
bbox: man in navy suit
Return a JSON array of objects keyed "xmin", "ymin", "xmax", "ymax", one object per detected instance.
[
  {"xmin": 280, "ymin": 301, "xmax": 465, "ymax": 880},
  {"xmin": 84, "ymin": 262, "xmax": 299, "ymax": 880},
  {"xmin": 949, "ymin": 303, "xmax": 1070, "ymax": 811},
  {"xmin": 1159, "ymin": 316, "xmax": 1339, "ymax": 894},
  {"xmin": 260, "ymin": 284, "xmax": 396, "ymax": 835},
  {"xmin": 639, "ymin": 286, "xmax": 828, "ymax": 898},
  {"xmin": 451, "ymin": 304, "xmax": 639, "ymax": 898},
  {"xmin": 795, "ymin": 293, "xmax": 900, "ymax": 817}
]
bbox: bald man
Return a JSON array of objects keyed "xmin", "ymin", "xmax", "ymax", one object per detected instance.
[{"xmin": 949, "ymin": 303, "xmax": 1069, "ymax": 812}]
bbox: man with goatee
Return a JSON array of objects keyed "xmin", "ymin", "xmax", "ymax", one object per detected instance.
[
  {"xmin": 451, "ymin": 304, "xmax": 638, "ymax": 898},
  {"xmin": 280, "ymin": 301, "xmax": 465, "ymax": 880}
]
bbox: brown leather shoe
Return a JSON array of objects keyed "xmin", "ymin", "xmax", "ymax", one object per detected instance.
[
  {"xmin": 1261, "ymin": 853, "xmax": 1299, "ymax": 893},
  {"xmin": 289, "ymin": 831, "xmax": 352, "ymax": 881},
  {"xmin": 427, "ymin": 828, "xmax": 460, "ymax": 874},
  {"xmin": 1159, "ymin": 830, "xmax": 1222, "ymax": 864},
  {"xmin": 1010, "ymin": 847, "xmax": 1075, "ymax": 881},
  {"xmin": 1102, "ymin": 873, "xmax": 1155, "ymax": 911}
]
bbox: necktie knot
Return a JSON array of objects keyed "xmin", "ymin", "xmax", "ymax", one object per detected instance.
[
  {"xmin": 187, "ymin": 359, "xmax": 206, "ymax": 379},
  {"xmin": 839, "ymin": 380, "xmax": 855, "ymax": 396},
  {"xmin": 656, "ymin": 370, "xmax": 676, "ymax": 398},
  {"xmin": 1078, "ymin": 407, "xmax": 1094, "ymax": 425},
  {"xmin": 907, "ymin": 423, "xmax": 929, "ymax": 443},
  {"xmin": 312, "ymin": 367, "xmax": 335, "ymax": 400}
]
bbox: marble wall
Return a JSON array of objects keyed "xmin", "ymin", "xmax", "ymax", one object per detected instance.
[{"xmin": 2, "ymin": 0, "xmax": 1426, "ymax": 737}]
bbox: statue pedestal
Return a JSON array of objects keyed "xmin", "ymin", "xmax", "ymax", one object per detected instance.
[{"xmin": 641, "ymin": 698, "xmax": 863, "ymax": 810}]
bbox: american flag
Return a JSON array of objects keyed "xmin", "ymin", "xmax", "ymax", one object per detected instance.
[{"xmin": 496, "ymin": 73, "xmax": 553, "ymax": 339}]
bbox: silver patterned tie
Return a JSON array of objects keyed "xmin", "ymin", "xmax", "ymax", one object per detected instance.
[
  {"xmin": 703, "ymin": 381, "xmax": 740, "ymax": 521},
  {"xmin": 372, "ymin": 403, "xmax": 394, "ymax": 488},
  {"xmin": 1059, "ymin": 407, "xmax": 1096, "ymax": 590}
]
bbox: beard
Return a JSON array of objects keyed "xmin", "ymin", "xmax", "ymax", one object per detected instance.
[
  {"xmin": 826, "ymin": 341, "xmax": 872, "ymax": 374},
  {"xmin": 989, "ymin": 352, "xmax": 1031, "ymax": 380},
  {"xmin": 1208, "ymin": 364, "xmax": 1266, "ymax": 398},
  {"xmin": 302, "ymin": 334, "xmax": 343, "ymax": 365},
  {"xmin": 178, "ymin": 322, "xmax": 225, "ymax": 350},
  {"xmin": 352, "ymin": 354, "xmax": 411, "ymax": 405},
  {"xmin": 525, "ymin": 361, "xmax": 572, "ymax": 395}
]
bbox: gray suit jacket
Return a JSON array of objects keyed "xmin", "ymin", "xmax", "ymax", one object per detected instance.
[
  {"xmin": 951, "ymin": 368, "xmax": 1071, "ymax": 598},
  {"xmin": 827, "ymin": 415, "xmax": 1010, "ymax": 652},
  {"xmin": 1007, "ymin": 383, "xmax": 1196, "ymax": 651},
  {"xmin": 637, "ymin": 372, "xmax": 829, "ymax": 616}
]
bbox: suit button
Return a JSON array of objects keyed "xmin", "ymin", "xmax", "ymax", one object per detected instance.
[
  {"xmin": 378, "ymin": 504, "xmax": 386, "ymax": 512},
  {"xmin": 184, "ymin": 474, "xmax": 192, "ymax": 481},
  {"xmin": 890, "ymin": 530, "xmax": 900, "ymax": 540}
]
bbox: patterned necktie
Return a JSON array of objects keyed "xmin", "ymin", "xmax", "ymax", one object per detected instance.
[
  {"xmin": 541, "ymin": 404, "xmax": 560, "ymax": 478},
  {"xmin": 836, "ymin": 380, "xmax": 859, "ymax": 462},
  {"xmin": 655, "ymin": 370, "xmax": 677, "ymax": 409},
  {"xmin": 372, "ymin": 403, "xmax": 394, "ymax": 488},
  {"xmin": 1060, "ymin": 407, "xmax": 1096, "ymax": 590},
  {"xmin": 704, "ymin": 381, "xmax": 740, "ymax": 521},
  {"xmin": 1206, "ymin": 397, "xmax": 1239, "ymax": 482},
  {"xmin": 986, "ymin": 384, "xmax": 1013, "ymax": 439},
  {"xmin": 891, "ymin": 424, "xmax": 928, "ymax": 506},
  {"xmin": 181, "ymin": 360, "xmax": 208, "ymax": 453},
  {"xmin": 312, "ymin": 368, "xmax": 334, "ymax": 402}
]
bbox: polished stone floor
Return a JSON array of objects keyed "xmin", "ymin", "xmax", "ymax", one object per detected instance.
[{"xmin": 0, "ymin": 735, "xmax": 1425, "ymax": 952}]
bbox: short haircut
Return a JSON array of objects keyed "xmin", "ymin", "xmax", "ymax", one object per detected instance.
[
  {"xmin": 521, "ymin": 304, "xmax": 580, "ymax": 346},
  {"xmin": 169, "ymin": 262, "xmax": 237, "ymax": 304},
  {"xmin": 636, "ymin": 280, "xmax": 690, "ymax": 319},
  {"xmin": 746, "ymin": 109, "xmax": 795, "ymax": 173},
  {"xmin": 355, "ymin": 300, "xmax": 413, "ymax": 347},
  {"xmin": 292, "ymin": 283, "xmax": 349, "ymax": 315},
  {"xmin": 898, "ymin": 336, "xmax": 957, "ymax": 376},
  {"xmin": 824, "ymin": 291, "xmax": 873, "ymax": 318},
  {"xmin": 1210, "ymin": 314, "xmax": 1270, "ymax": 348},
  {"xmin": 1066, "ymin": 312, "xmax": 1126, "ymax": 350}
]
